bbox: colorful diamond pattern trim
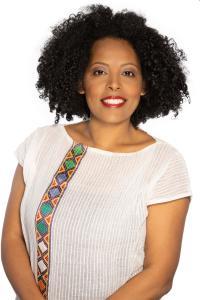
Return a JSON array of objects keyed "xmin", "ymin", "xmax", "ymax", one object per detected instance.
[{"xmin": 35, "ymin": 142, "xmax": 87, "ymax": 298}]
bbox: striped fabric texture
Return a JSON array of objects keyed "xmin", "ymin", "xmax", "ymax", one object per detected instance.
[{"xmin": 14, "ymin": 123, "xmax": 192, "ymax": 300}]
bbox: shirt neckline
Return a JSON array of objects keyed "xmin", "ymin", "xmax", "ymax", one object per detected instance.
[{"xmin": 59, "ymin": 123, "xmax": 161, "ymax": 156}]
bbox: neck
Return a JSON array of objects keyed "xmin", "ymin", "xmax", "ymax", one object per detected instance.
[{"xmin": 83, "ymin": 118, "xmax": 138, "ymax": 149}]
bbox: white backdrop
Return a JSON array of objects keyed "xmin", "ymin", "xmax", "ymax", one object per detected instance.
[{"xmin": 0, "ymin": 0, "xmax": 199, "ymax": 299}]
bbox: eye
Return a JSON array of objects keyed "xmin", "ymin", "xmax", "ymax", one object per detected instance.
[
  {"xmin": 92, "ymin": 69, "xmax": 105, "ymax": 76},
  {"xmin": 92, "ymin": 69, "xmax": 135, "ymax": 77},
  {"xmin": 123, "ymin": 70, "xmax": 135, "ymax": 77}
]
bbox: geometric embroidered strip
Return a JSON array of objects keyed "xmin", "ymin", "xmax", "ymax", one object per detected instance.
[{"xmin": 34, "ymin": 142, "xmax": 87, "ymax": 298}]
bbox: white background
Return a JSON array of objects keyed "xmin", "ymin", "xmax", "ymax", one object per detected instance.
[{"xmin": 0, "ymin": 0, "xmax": 199, "ymax": 299}]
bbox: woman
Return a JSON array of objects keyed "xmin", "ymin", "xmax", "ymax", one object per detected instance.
[{"xmin": 1, "ymin": 4, "xmax": 192, "ymax": 300}]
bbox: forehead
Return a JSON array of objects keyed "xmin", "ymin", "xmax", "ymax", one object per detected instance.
[{"xmin": 89, "ymin": 37, "xmax": 140, "ymax": 65}]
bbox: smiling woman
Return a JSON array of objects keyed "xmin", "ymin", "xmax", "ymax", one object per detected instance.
[
  {"xmin": 1, "ymin": 3, "xmax": 192, "ymax": 300},
  {"xmin": 75, "ymin": 36, "xmax": 147, "ymax": 147},
  {"xmin": 35, "ymin": 5, "xmax": 190, "ymax": 132}
]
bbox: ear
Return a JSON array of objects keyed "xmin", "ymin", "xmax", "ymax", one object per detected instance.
[
  {"xmin": 77, "ymin": 80, "xmax": 85, "ymax": 94},
  {"xmin": 141, "ymin": 80, "xmax": 147, "ymax": 96}
]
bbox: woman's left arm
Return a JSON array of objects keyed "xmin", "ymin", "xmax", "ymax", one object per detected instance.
[{"xmin": 106, "ymin": 197, "xmax": 191, "ymax": 300}]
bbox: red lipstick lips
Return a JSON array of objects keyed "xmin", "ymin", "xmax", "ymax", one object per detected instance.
[
  {"xmin": 101, "ymin": 95, "xmax": 126, "ymax": 100},
  {"xmin": 100, "ymin": 96, "xmax": 127, "ymax": 108}
]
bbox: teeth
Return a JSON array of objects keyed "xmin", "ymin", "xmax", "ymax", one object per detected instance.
[{"xmin": 102, "ymin": 99, "xmax": 125, "ymax": 104}]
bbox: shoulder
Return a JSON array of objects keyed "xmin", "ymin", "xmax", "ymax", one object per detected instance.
[
  {"xmin": 147, "ymin": 136, "xmax": 189, "ymax": 178},
  {"xmin": 153, "ymin": 135, "xmax": 185, "ymax": 158},
  {"xmin": 17, "ymin": 124, "xmax": 61, "ymax": 154},
  {"xmin": 29, "ymin": 123, "xmax": 61, "ymax": 139}
]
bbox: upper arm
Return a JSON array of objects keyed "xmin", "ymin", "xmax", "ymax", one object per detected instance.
[
  {"xmin": 1, "ymin": 163, "xmax": 25, "ymax": 242},
  {"xmin": 2, "ymin": 126, "xmax": 39, "ymax": 242},
  {"xmin": 143, "ymin": 197, "xmax": 191, "ymax": 286}
]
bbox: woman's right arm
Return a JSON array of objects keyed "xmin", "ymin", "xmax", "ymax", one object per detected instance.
[{"xmin": 1, "ymin": 163, "xmax": 44, "ymax": 300}]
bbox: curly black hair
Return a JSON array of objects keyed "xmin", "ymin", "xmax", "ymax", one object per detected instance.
[{"xmin": 35, "ymin": 3, "xmax": 191, "ymax": 129}]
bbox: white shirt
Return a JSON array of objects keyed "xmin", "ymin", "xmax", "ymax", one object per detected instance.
[{"xmin": 14, "ymin": 123, "xmax": 192, "ymax": 300}]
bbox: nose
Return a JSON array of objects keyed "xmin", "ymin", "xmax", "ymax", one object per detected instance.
[
  {"xmin": 107, "ymin": 74, "xmax": 120, "ymax": 91},
  {"xmin": 108, "ymin": 86, "xmax": 120, "ymax": 91}
]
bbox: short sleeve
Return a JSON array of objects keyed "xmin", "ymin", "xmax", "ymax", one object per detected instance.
[
  {"xmin": 14, "ymin": 128, "xmax": 38, "ymax": 167},
  {"xmin": 147, "ymin": 149, "xmax": 193, "ymax": 205}
]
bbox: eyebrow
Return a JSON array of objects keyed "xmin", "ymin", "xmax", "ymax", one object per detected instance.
[{"xmin": 90, "ymin": 62, "xmax": 139, "ymax": 69}]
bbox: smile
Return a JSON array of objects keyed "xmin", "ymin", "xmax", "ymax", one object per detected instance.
[{"xmin": 100, "ymin": 99, "xmax": 126, "ymax": 107}]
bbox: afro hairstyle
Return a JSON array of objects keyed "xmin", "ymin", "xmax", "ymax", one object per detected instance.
[{"xmin": 35, "ymin": 3, "xmax": 191, "ymax": 128}]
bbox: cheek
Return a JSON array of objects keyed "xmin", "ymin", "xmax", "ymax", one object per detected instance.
[
  {"xmin": 127, "ymin": 81, "xmax": 144, "ymax": 96},
  {"xmin": 84, "ymin": 81, "xmax": 103, "ymax": 97},
  {"xmin": 126, "ymin": 87, "xmax": 142, "ymax": 99},
  {"xmin": 83, "ymin": 76, "xmax": 94, "ymax": 89}
]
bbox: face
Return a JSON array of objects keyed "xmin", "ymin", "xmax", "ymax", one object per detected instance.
[{"xmin": 78, "ymin": 37, "xmax": 146, "ymax": 125}]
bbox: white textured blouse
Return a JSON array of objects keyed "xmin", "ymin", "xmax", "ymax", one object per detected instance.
[{"xmin": 14, "ymin": 123, "xmax": 192, "ymax": 300}]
